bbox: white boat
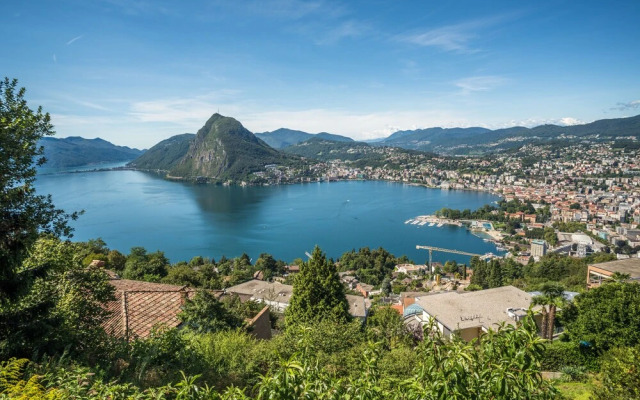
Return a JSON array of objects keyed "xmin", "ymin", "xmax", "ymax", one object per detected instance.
[
  {"xmin": 428, "ymin": 222, "xmax": 435, "ymax": 227},
  {"xmin": 405, "ymin": 219, "xmax": 412, "ymax": 224},
  {"xmin": 411, "ymin": 220, "xmax": 420, "ymax": 225},
  {"xmin": 419, "ymin": 221, "xmax": 427, "ymax": 226},
  {"xmin": 437, "ymin": 223, "xmax": 444, "ymax": 227}
]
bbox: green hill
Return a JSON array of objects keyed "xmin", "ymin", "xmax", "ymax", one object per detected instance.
[
  {"xmin": 38, "ymin": 136, "xmax": 143, "ymax": 168},
  {"xmin": 255, "ymin": 128, "xmax": 353, "ymax": 149},
  {"xmin": 374, "ymin": 115, "xmax": 640, "ymax": 154},
  {"xmin": 169, "ymin": 114, "xmax": 300, "ymax": 182},
  {"xmin": 127, "ymin": 133, "xmax": 195, "ymax": 170}
]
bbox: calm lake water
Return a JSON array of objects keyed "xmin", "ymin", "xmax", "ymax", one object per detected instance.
[{"xmin": 35, "ymin": 167, "xmax": 502, "ymax": 264}]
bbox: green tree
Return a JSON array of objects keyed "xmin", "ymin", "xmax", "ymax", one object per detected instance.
[
  {"xmin": 0, "ymin": 237, "xmax": 114, "ymax": 359},
  {"xmin": 366, "ymin": 306, "xmax": 411, "ymax": 349},
  {"xmin": 381, "ymin": 276, "xmax": 392, "ymax": 296},
  {"xmin": 178, "ymin": 290, "xmax": 243, "ymax": 333},
  {"xmin": 285, "ymin": 246, "xmax": 351, "ymax": 326},
  {"xmin": 0, "ymin": 78, "xmax": 78, "ymax": 302},
  {"xmin": 563, "ymin": 282, "xmax": 640, "ymax": 351},
  {"xmin": 123, "ymin": 247, "xmax": 169, "ymax": 281},
  {"xmin": 254, "ymin": 253, "xmax": 282, "ymax": 281},
  {"xmin": 107, "ymin": 249, "xmax": 127, "ymax": 271}
]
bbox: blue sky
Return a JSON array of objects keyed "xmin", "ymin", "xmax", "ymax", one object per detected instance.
[{"xmin": 2, "ymin": 0, "xmax": 639, "ymax": 148}]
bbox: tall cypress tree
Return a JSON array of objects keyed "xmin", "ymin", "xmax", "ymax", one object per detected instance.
[{"xmin": 285, "ymin": 246, "xmax": 351, "ymax": 326}]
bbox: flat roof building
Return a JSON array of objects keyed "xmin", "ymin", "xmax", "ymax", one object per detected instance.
[
  {"xmin": 587, "ymin": 258, "xmax": 640, "ymax": 289},
  {"xmin": 407, "ymin": 286, "xmax": 540, "ymax": 342}
]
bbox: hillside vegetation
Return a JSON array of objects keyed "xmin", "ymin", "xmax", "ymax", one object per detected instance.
[
  {"xmin": 39, "ymin": 136, "xmax": 143, "ymax": 167},
  {"xmin": 128, "ymin": 133, "xmax": 195, "ymax": 170}
]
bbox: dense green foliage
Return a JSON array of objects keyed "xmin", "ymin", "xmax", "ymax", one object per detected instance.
[
  {"xmin": 0, "ymin": 316, "xmax": 560, "ymax": 399},
  {"xmin": 285, "ymin": 246, "xmax": 351, "ymax": 325},
  {"xmin": 179, "ymin": 291, "xmax": 244, "ymax": 334},
  {"xmin": 338, "ymin": 247, "xmax": 411, "ymax": 286},
  {"xmin": 0, "ymin": 78, "xmax": 79, "ymax": 301},
  {"xmin": 122, "ymin": 247, "xmax": 171, "ymax": 281},
  {"xmin": 469, "ymin": 252, "xmax": 616, "ymax": 291},
  {"xmin": 39, "ymin": 136, "xmax": 143, "ymax": 168},
  {"xmin": 128, "ymin": 133, "xmax": 195, "ymax": 170},
  {"xmin": 0, "ymin": 237, "xmax": 115, "ymax": 361},
  {"xmin": 540, "ymin": 341, "xmax": 600, "ymax": 372},
  {"xmin": 592, "ymin": 346, "xmax": 640, "ymax": 400},
  {"xmin": 436, "ymin": 198, "xmax": 537, "ymax": 223},
  {"xmin": 562, "ymin": 282, "xmax": 640, "ymax": 351}
]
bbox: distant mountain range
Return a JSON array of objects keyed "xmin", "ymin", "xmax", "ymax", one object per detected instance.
[
  {"xmin": 51, "ymin": 113, "xmax": 640, "ymax": 176},
  {"xmin": 254, "ymin": 114, "xmax": 640, "ymax": 155},
  {"xmin": 255, "ymin": 128, "xmax": 353, "ymax": 149},
  {"xmin": 39, "ymin": 136, "xmax": 144, "ymax": 168},
  {"xmin": 370, "ymin": 115, "xmax": 640, "ymax": 154},
  {"xmin": 129, "ymin": 114, "xmax": 300, "ymax": 182}
]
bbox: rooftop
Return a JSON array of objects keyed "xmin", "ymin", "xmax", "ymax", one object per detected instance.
[
  {"xmin": 589, "ymin": 258, "xmax": 640, "ymax": 279},
  {"xmin": 414, "ymin": 286, "xmax": 535, "ymax": 332},
  {"xmin": 226, "ymin": 279, "xmax": 293, "ymax": 304},
  {"xmin": 103, "ymin": 277, "xmax": 197, "ymax": 340},
  {"xmin": 226, "ymin": 279, "xmax": 371, "ymax": 318}
]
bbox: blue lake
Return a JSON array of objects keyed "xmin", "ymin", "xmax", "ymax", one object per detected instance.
[{"xmin": 35, "ymin": 168, "xmax": 502, "ymax": 264}]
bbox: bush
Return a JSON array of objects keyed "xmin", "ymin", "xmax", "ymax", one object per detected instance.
[
  {"xmin": 593, "ymin": 346, "xmax": 640, "ymax": 400},
  {"xmin": 541, "ymin": 341, "xmax": 600, "ymax": 372},
  {"xmin": 559, "ymin": 365, "xmax": 587, "ymax": 382}
]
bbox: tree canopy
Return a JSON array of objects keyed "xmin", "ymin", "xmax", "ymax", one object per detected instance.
[
  {"xmin": 285, "ymin": 246, "xmax": 351, "ymax": 325},
  {"xmin": 563, "ymin": 282, "xmax": 640, "ymax": 351},
  {"xmin": 0, "ymin": 78, "xmax": 78, "ymax": 302}
]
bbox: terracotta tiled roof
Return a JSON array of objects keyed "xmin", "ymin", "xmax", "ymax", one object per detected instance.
[{"xmin": 103, "ymin": 277, "xmax": 197, "ymax": 340}]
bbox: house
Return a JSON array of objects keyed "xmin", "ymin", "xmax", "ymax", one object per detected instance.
[
  {"xmin": 395, "ymin": 264, "xmax": 427, "ymax": 275},
  {"xmin": 405, "ymin": 286, "xmax": 540, "ymax": 342},
  {"xmin": 103, "ymin": 275, "xmax": 198, "ymax": 340},
  {"xmin": 284, "ymin": 265, "xmax": 300, "ymax": 274},
  {"xmin": 103, "ymin": 273, "xmax": 270, "ymax": 340},
  {"xmin": 586, "ymin": 258, "xmax": 640, "ymax": 288},
  {"xmin": 356, "ymin": 282, "xmax": 374, "ymax": 297},
  {"xmin": 226, "ymin": 279, "xmax": 293, "ymax": 312},
  {"xmin": 225, "ymin": 279, "xmax": 371, "ymax": 320}
]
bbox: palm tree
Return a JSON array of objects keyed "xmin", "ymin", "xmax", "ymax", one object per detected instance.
[
  {"xmin": 609, "ymin": 272, "xmax": 631, "ymax": 283},
  {"xmin": 532, "ymin": 283, "xmax": 566, "ymax": 340}
]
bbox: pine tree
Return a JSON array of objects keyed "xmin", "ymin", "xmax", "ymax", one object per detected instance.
[{"xmin": 285, "ymin": 246, "xmax": 351, "ymax": 326}]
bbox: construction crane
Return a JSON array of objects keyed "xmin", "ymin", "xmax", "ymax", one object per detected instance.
[{"xmin": 415, "ymin": 245, "xmax": 495, "ymax": 271}]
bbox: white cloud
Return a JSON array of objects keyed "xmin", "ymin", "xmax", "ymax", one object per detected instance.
[
  {"xmin": 240, "ymin": 108, "xmax": 467, "ymax": 140},
  {"xmin": 315, "ymin": 20, "xmax": 369, "ymax": 45},
  {"xmin": 500, "ymin": 117, "xmax": 584, "ymax": 128},
  {"xmin": 454, "ymin": 76, "xmax": 509, "ymax": 94},
  {"xmin": 397, "ymin": 13, "xmax": 516, "ymax": 53},
  {"xmin": 611, "ymin": 100, "xmax": 640, "ymax": 111},
  {"xmin": 402, "ymin": 26, "xmax": 474, "ymax": 52},
  {"xmin": 128, "ymin": 90, "xmax": 242, "ymax": 126},
  {"xmin": 66, "ymin": 35, "xmax": 83, "ymax": 45},
  {"xmin": 557, "ymin": 117, "xmax": 582, "ymax": 126}
]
